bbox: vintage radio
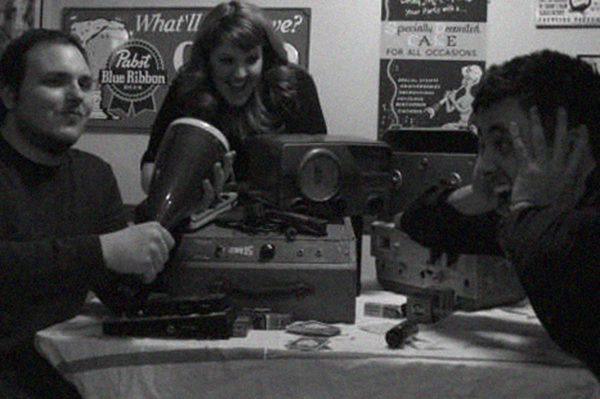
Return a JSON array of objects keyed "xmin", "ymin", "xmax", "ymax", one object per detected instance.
[
  {"xmin": 382, "ymin": 128, "xmax": 477, "ymax": 215},
  {"xmin": 161, "ymin": 216, "xmax": 357, "ymax": 324},
  {"xmin": 246, "ymin": 134, "xmax": 394, "ymax": 221},
  {"xmin": 372, "ymin": 129, "xmax": 525, "ymax": 319},
  {"xmin": 370, "ymin": 221, "xmax": 525, "ymax": 314}
]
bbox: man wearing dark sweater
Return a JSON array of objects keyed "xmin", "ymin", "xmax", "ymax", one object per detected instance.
[{"xmin": 0, "ymin": 29, "xmax": 175, "ymax": 398}]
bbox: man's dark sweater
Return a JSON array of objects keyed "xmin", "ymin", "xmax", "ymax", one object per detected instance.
[{"xmin": 0, "ymin": 137, "xmax": 127, "ymax": 398}]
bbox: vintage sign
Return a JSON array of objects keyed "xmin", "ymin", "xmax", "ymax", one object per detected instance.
[
  {"xmin": 378, "ymin": 0, "xmax": 487, "ymax": 135},
  {"xmin": 63, "ymin": 7, "xmax": 311, "ymax": 133},
  {"xmin": 536, "ymin": 0, "xmax": 600, "ymax": 27}
]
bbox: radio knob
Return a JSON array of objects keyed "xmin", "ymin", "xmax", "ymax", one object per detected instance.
[
  {"xmin": 366, "ymin": 193, "xmax": 384, "ymax": 215},
  {"xmin": 448, "ymin": 172, "xmax": 462, "ymax": 186},
  {"xmin": 214, "ymin": 245, "xmax": 225, "ymax": 258},
  {"xmin": 392, "ymin": 169, "xmax": 403, "ymax": 189},
  {"xmin": 259, "ymin": 243, "xmax": 276, "ymax": 261},
  {"xmin": 441, "ymin": 172, "xmax": 463, "ymax": 187}
]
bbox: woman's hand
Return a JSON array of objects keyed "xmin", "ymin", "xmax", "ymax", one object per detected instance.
[
  {"xmin": 508, "ymin": 106, "xmax": 590, "ymax": 211},
  {"xmin": 196, "ymin": 151, "xmax": 236, "ymax": 211},
  {"xmin": 140, "ymin": 162, "xmax": 155, "ymax": 194}
]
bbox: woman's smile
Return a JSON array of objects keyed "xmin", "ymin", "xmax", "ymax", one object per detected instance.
[{"xmin": 210, "ymin": 38, "xmax": 263, "ymax": 108}]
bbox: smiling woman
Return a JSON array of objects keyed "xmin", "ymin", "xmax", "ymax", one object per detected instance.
[{"xmin": 139, "ymin": 0, "xmax": 327, "ymax": 193}]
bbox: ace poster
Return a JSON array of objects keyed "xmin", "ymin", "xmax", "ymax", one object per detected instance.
[
  {"xmin": 378, "ymin": 0, "xmax": 487, "ymax": 137},
  {"xmin": 63, "ymin": 7, "xmax": 311, "ymax": 133}
]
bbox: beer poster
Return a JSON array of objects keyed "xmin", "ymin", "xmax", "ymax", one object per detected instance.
[
  {"xmin": 63, "ymin": 7, "xmax": 311, "ymax": 133},
  {"xmin": 378, "ymin": 0, "xmax": 487, "ymax": 137},
  {"xmin": 536, "ymin": 0, "xmax": 600, "ymax": 27}
]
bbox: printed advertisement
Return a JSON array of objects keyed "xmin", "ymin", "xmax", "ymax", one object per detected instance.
[
  {"xmin": 536, "ymin": 0, "xmax": 600, "ymax": 27},
  {"xmin": 378, "ymin": 0, "xmax": 487, "ymax": 137},
  {"xmin": 579, "ymin": 54, "xmax": 600, "ymax": 72},
  {"xmin": 63, "ymin": 7, "xmax": 311, "ymax": 133}
]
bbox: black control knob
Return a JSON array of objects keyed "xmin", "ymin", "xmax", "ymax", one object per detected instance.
[
  {"xmin": 214, "ymin": 245, "xmax": 225, "ymax": 258},
  {"xmin": 259, "ymin": 243, "xmax": 276, "ymax": 261}
]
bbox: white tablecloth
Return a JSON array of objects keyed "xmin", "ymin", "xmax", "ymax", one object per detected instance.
[{"xmin": 35, "ymin": 287, "xmax": 600, "ymax": 399}]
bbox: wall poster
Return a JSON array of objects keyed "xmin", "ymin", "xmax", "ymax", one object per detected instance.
[
  {"xmin": 536, "ymin": 0, "xmax": 600, "ymax": 27},
  {"xmin": 63, "ymin": 7, "xmax": 311, "ymax": 134},
  {"xmin": 0, "ymin": 0, "xmax": 42, "ymax": 51},
  {"xmin": 378, "ymin": 0, "xmax": 487, "ymax": 139}
]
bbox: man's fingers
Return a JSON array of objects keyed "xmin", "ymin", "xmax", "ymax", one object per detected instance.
[
  {"xmin": 509, "ymin": 121, "xmax": 529, "ymax": 164},
  {"xmin": 212, "ymin": 162, "xmax": 225, "ymax": 194},
  {"xmin": 200, "ymin": 178, "xmax": 215, "ymax": 209},
  {"xmin": 157, "ymin": 223, "xmax": 175, "ymax": 248},
  {"xmin": 529, "ymin": 106, "xmax": 547, "ymax": 160},
  {"xmin": 565, "ymin": 125, "xmax": 589, "ymax": 178},
  {"xmin": 142, "ymin": 270, "xmax": 155, "ymax": 284},
  {"xmin": 224, "ymin": 151, "xmax": 235, "ymax": 176},
  {"xmin": 552, "ymin": 107, "xmax": 570, "ymax": 165}
]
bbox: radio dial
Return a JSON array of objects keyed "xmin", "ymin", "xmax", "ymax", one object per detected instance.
[{"xmin": 298, "ymin": 148, "xmax": 341, "ymax": 202}]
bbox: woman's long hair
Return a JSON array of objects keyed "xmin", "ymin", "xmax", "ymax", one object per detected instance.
[{"xmin": 174, "ymin": 1, "xmax": 299, "ymax": 140}]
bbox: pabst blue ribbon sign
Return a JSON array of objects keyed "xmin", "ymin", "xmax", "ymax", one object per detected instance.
[{"xmin": 100, "ymin": 40, "xmax": 167, "ymax": 120}]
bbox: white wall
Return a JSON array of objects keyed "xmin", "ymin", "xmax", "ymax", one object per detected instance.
[
  {"xmin": 487, "ymin": 1, "xmax": 600, "ymax": 65},
  {"xmin": 42, "ymin": 0, "xmax": 600, "ymax": 205}
]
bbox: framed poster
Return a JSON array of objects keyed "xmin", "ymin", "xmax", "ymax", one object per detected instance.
[
  {"xmin": 536, "ymin": 0, "xmax": 600, "ymax": 27},
  {"xmin": 63, "ymin": 7, "xmax": 311, "ymax": 134},
  {"xmin": 579, "ymin": 54, "xmax": 600, "ymax": 72},
  {"xmin": 378, "ymin": 0, "xmax": 487, "ymax": 137}
]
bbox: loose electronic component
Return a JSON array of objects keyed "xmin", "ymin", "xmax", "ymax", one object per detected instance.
[
  {"xmin": 385, "ymin": 319, "xmax": 419, "ymax": 349},
  {"xmin": 102, "ymin": 293, "xmax": 237, "ymax": 339},
  {"xmin": 187, "ymin": 192, "xmax": 238, "ymax": 231},
  {"xmin": 285, "ymin": 336, "xmax": 330, "ymax": 352},
  {"xmin": 285, "ymin": 320, "xmax": 341, "ymax": 337},
  {"xmin": 363, "ymin": 302, "xmax": 405, "ymax": 319}
]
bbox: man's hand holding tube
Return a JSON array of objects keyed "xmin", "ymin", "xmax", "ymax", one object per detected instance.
[{"xmin": 100, "ymin": 221, "xmax": 176, "ymax": 284}]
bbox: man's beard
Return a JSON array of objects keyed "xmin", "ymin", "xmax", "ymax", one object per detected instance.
[{"xmin": 15, "ymin": 116, "xmax": 77, "ymax": 156}]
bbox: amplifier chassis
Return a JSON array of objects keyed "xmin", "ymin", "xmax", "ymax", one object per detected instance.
[
  {"xmin": 163, "ymin": 218, "xmax": 357, "ymax": 324},
  {"xmin": 371, "ymin": 221, "xmax": 525, "ymax": 312}
]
